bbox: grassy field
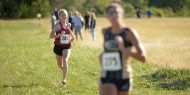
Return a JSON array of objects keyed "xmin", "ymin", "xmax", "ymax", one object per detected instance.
[{"xmin": 0, "ymin": 18, "xmax": 190, "ymax": 95}]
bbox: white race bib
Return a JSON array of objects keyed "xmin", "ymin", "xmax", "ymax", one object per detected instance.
[
  {"xmin": 102, "ymin": 52, "xmax": 121, "ymax": 71},
  {"xmin": 60, "ymin": 34, "xmax": 70, "ymax": 44}
]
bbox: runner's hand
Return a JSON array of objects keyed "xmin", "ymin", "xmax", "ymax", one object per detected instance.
[
  {"xmin": 115, "ymin": 36, "xmax": 125, "ymax": 51},
  {"xmin": 115, "ymin": 35, "xmax": 131, "ymax": 57},
  {"xmin": 59, "ymin": 31, "xmax": 65, "ymax": 37},
  {"xmin": 61, "ymin": 31, "xmax": 65, "ymax": 35},
  {"xmin": 57, "ymin": 32, "xmax": 64, "ymax": 38},
  {"xmin": 57, "ymin": 34, "xmax": 61, "ymax": 38}
]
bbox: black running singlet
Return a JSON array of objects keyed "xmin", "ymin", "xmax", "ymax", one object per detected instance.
[{"xmin": 103, "ymin": 27, "xmax": 132, "ymax": 80}]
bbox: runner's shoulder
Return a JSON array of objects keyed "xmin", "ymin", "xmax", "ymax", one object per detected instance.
[
  {"xmin": 126, "ymin": 28, "xmax": 140, "ymax": 40},
  {"xmin": 102, "ymin": 27, "xmax": 111, "ymax": 35},
  {"xmin": 53, "ymin": 22, "xmax": 61, "ymax": 30},
  {"xmin": 54, "ymin": 22, "xmax": 60, "ymax": 27}
]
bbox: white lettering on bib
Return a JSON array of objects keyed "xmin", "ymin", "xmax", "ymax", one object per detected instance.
[
  {"xmin": 60, "ymin": 34, "xmax": 70, "ymax": 44},
  {"xmin": 102, "ymin": 52, "xmax": 121, "ymax": 71}
]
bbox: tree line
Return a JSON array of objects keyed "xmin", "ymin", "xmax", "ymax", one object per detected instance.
[{"xmin": 0, "ymin": 0, "xmax": 190, "ymax": 19}]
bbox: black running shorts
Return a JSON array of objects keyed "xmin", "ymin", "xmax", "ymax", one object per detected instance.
[
  {"xmin": 53, "ymin": 44, "xmax": 71, "ymax": 56},
  {"xmin": 100, "ymin": 78, "xmax": 132, "ymax": 91}
]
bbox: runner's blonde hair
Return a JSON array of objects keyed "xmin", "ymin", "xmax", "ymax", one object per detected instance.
[{"xmin": 58, "ymin": 9, "xmax": 68, "ymax": 19}]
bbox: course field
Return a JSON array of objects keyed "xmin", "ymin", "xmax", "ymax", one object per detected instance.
[{"xmin": 0, "ymin": 18, "xmax": 190, "ymax": 95}]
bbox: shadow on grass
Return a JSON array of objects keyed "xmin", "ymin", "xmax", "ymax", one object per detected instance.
[
  {"xmin": 1, "ymin": 83, "xmax": 38, "ymax": 88},
  {"xmin": 143, "ymin": 68, "xmax": 190, "ymax": 90}
]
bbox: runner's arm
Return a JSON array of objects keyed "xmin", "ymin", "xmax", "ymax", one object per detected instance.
[
  {"xmin": 116, "ymin": 29, "xmax": 147, "ymax": 62},
  {"xmin": 68, "ymin": 23, "xmax": 75, "ymax": 42},
  {"xmin": 99, "ymin": 28, "xmax": 106, "ymax": 65},
  {"xmin": 126, "ymin": 29, "xmax": 147, "ymax": 62},
  {"xmin": 50, "ymin": 23, "xmax": 61, "ymax": 38}
]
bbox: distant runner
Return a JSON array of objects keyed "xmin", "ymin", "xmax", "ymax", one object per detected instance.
[{"xmin": 50, "ymin": 9, "xmax": 75, "ymax": 84}]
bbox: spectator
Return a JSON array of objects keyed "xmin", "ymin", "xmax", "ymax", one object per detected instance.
[
  {"xmin": 147, "ymin": 9, "xmax": 153, "ymax": 18},
  {"xmin": 84, "ymin": 11, "xmax": 90, "ymax": 32},
  {"xmin": 136, "ymin": 8, "xmax": 142, "ymax": 18},
  {"xmin": 72, "ymin": 11, "xmax": 84, "ymax": 40},
  {"xmin": 51, "ymin": 13, "xmax": 57, "ymax": 29},
  {"xmin": 54, "ymin": 8, "xmax": 59, "ymax": 20},
  {"xmin": 89, "ymin": 12, "xmax": 96, "ymax": 41},
  {"xmin": 51, "ymin": 8, "xmax": 59, "ymax": 29},
  {"xmin": 69, "ymin": 11, "xmax": 74, "ymax": 31}
]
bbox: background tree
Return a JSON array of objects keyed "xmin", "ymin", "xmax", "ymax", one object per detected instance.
[{"xmin": 0, "ymin": 0, "xmax": 190, "ymax": 19}]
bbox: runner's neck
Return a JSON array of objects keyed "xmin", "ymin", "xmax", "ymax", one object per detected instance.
[
  {"xmin": 60, "ymin": 21, "xmax": 68, "ymax": 28},
  {"xmin": 111, "ymin": 23, "xmax": 125, "ymax": 34}
]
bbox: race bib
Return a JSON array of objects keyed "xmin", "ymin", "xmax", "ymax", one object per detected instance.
[
  {"xmin": 60, "ymin": 34, "xmax": 70, "ymax": 44},
  {"xmin": 102, "ymin": 52, "xmax": 121, "ymax": 71}
]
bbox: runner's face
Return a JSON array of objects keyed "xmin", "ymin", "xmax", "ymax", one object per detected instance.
[
  {"xmin": 59, "ymin": 12, "xmax": 67, "ymax": 21},
  {"xmin": 107, "ymin": 7, "xmax": 123, "ymax": 24}
]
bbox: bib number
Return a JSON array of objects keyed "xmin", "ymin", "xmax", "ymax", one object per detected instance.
[
  {"xmin": 60, "ymin": 34, "xmax": 70, "ymax": 44},
  {"xmin": 102, "ymin": 52, "xmax": 121, "ymax": 71}
]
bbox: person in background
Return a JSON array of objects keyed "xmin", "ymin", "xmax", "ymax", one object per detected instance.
[
  {"xmin": 84, "ymin": 11, "xmax": 90, "ymax": 32},
  {"xmin": 51, "ymin": 13, "xmax": 57, "ymax": 29},
  {"xmin": 78, "ymin": 12, "xmax": 84, "ymax": 28},
  {"xmin": 147, "ymin": 9, "xmax": 153, "ymax": 18},
  {"xmin": 72, "ymin": 11, "xmax": 84, "ymax": 40},
  {"xmin": 69, "ymin": 11, "xmax": 74, "ymax": 31},
  {"xmin": 89, "ymin": 12, "xmax": 96, "ymax": 41},
  {"xmin": 136, "ymin": 8, "xmax": 142, "ymax": 18},
  {"xmin": 51, "ymin": 8, "xmax": 59, "ymax": 29},
  {"xmin": 54, "ymin": 8, "xmax": 59, "ymax": 20}
]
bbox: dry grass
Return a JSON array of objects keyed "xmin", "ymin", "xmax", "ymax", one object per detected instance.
[
  {"xmin": 34, "ymin": 17, "xmax": 190, "ymax": 69},
  {"xmin": 0, "ymin": 17, "xmax": 190, "ymax": 95},
  {"xmin": 77, "ymin": 17, "xmax": 190, "ymax": 69},
  {"xmin": 123, "ymin": 17, "xmax": 190, "ymax": 69}
]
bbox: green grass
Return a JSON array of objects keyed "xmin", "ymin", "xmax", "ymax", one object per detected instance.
[{"xmin": 0, "ymin": 18, "xmax": 190, "ymax": 95}]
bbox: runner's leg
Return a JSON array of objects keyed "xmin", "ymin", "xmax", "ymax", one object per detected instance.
[
  {"xmin": 100, "ymin": 83, "xmax": 117, "ymax": 95},
  {"xmin": 56, "ymin": 55, "xmax": 63, "ymax": 70},
  {"xmin": 62, "ymin": 49, "xmax": 71, "ymax": 83}
]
